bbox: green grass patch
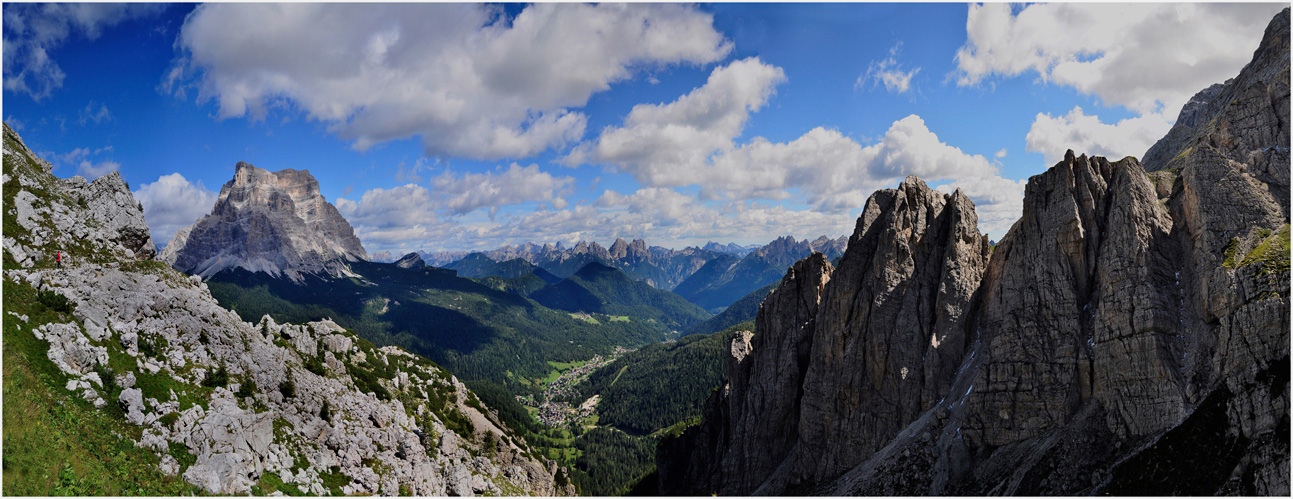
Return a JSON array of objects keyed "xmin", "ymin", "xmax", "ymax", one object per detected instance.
[
  {"xmin": 133, "ymin": 364, "xmax": 210, "ymax": 412},
  {"xmin": 608, "ymin": 365, "xmax": 629, "ymax": 387},
  {"xmin": 1223, "ymin": 237, "xmax": 1243, "ymax": 268},
  {"xmin": 36, "ymin": 290, "xmax": 74, "ymax": 313},
  {"xmin": 158, "ymin": 412, "xmax": 179, "ymax": 428},
  {"xmin": 167, "ymin": 441, "xmax": 196, "ymax": 470},
  {"xmin": 318, "ymin": 467, "xmax": 351, "ymax": 496},
  {"xmin": 3, "ymin": 279, "xmax": 199, "ymax": 496},
  {"xmin": 568, "ymin": 312, "xmax": 601, "ymax": 325},
  {"xmin": 251, "ymin": 471, "xmax": 307, "ymax": 496},
  {"xmin": 606, "ymin": 315, "xmax": 630, "ymax": 323},
  {"xmin": 1236, "ymin": 224, "xmax": 1291, "ymax": 275}
]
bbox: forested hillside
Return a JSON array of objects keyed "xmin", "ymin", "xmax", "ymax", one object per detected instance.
[
  {"xmin": 568, "ymin": 323, "xmax": 747, "ymax": 435},
  {"xmin": 206, "ymin": 261, "xmax": 671, "ymax": 392},
  {"xmin": 530, "ymin": 262, "xmax": 711, "ymax": 331}
]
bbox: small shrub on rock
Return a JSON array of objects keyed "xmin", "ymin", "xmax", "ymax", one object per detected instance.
[
  {"xmin": 202, "ymin": 365, "xmax": 229, "ymax": 388},
  {"xmin": 235, "ymin": 379, "xmax": 257, "ymax": 398},
  {"xmin": 37, "ymin": 290, "xmax": 73, "ymax": 313},
  {"xmin": 279, "ymin": 379, "xmax": 296, "ymax": 399}
]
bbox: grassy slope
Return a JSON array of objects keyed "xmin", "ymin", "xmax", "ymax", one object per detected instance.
[{"xmin": 3, "ymin": 275, "xmax": 199, "ymax": 496}]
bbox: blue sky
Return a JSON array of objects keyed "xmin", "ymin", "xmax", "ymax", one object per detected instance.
[{"xmin": 3, "ymin": 3, "xmax": 1283, "ymax": 255}]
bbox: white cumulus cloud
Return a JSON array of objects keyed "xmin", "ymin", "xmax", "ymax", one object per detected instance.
[
  {"xmin": 430, "ymin": 163, "xmax": 574, "ymax": 216},
  {"xmin": 564, "ymin": 57, "xmax": 786, "ymax": 182},
  {"xmin": 1025, "ymin": 107, "xmax": 1173, "ymax": 165},
  {"xmin": 566, "ymin": 56, "xmax": 1020, "ymax": 233},
  {"xmin": 335, "ymin": 184, "xmax": 439, "ymax": 229},
  {"xmin": 169, "ymin": 3, "xmax": 731, "ymax": 160},
  {"xmin": 954, "ymin": 3, "xmax": 1281, "ymax": 117},
  {"xmin": 955, "ymin": 3, "xmax": 1281, "ymax": 167},
  {"xmin": 133, "ymin": 173, "xmax": 219, "ymax": 244}
]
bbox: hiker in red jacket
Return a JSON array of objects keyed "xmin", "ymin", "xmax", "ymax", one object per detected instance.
[{"xmin": 55, "ymin": 251, "xmax": 61, "ymax": 268}]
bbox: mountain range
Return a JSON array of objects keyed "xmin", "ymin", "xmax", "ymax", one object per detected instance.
[
  {"xmin": 372, "ymin": 234, "xmax": 837, "ymax": 308},
  {"xmin": 2, "ymin": 7, "xmax": 1287, "ymax": 497}
]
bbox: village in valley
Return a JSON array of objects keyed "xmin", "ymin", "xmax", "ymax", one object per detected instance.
[{"xmin": 517, "ymin": 346, "xmax": 632, "ymax": 429}]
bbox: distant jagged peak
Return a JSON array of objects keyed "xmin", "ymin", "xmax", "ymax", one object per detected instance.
[
  {"xmin": 394, "ymin": 252, "xmax": 425, "ymax": 269},
  {"xmin": 162, "ymin": 161, "xmax": 366, "ymax": 282},
  {"xmin": 610, "ymin": 237, "xmax": 630, "ymax": 256}
]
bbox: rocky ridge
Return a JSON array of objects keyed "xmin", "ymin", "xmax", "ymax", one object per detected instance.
[
  {"xmin": 1143, "ymin": 7, "xmax": 1290, "ymax": 213},
  {"xmin": 429, "ymin": 235, "xmax": 843, "ymax": 295},
  {"xmin": 394, "ymin": 252, "xmax": 425, "ymax": 269},
  {"xmin": 160, "ymin": 161, "xmax": 367, "ymax": 282},
  {"xmin": 659, "ymin": 8, "xmax": 1289, "ymax": 496},
  {"xmin": 3, "ymin": 124, "xmax": 156, "ymax": 268},
  {"xmin": 3, "ymin": 123, "xmax": 573, "ymax": 496}
]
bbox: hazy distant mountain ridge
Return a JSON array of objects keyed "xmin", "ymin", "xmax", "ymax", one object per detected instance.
[
  {"xmin": 675, "ymin": 235, "xmax": 848, "ymax": 312},
  {"xmin": 161, "ymin": 162, "xmax": 366, "ymax": 282}
]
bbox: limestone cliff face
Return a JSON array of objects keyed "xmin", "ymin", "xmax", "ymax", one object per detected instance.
[
  {"xmin": 660, "ymin": 9, "xmax": 1289, "ymax": 496},
  {"xmin": 659, "ymin": 177, "xmax": 990, "ymax": 495},
  {"xmin": 161, "ymin": 162, "xmax": 366, "ymax": 281},
  {"xmin": 1143, "ymin": 7, "xmax": 1289, "ymax": 195}
]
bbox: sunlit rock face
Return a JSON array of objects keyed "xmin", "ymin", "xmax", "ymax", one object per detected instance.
[{"xmin": 161, "ymin": 161, "xmax": 366, "ymax": 281}]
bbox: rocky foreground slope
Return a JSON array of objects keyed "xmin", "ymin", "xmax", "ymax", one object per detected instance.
[
  {"xmin": 160, "ymin": 161, "xmax": 366, "ymax": 282},
  {"xmin": 659, "ymin": 8, "xmax": 1290, "ymax": 496},
  {"xmin": 3, "ymin": 123, "xmax": 573, "ymax": 495}
]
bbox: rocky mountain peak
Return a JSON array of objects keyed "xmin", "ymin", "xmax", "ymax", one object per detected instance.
[
  {"xmin": 609, "ymin": 237, "xmax": 651, "ymax": 261},
  {"xmin": 394, "ymin": 251, "xmax": 425, "ymax": 269},
  {"xmin": 161, "ymin": 161, "xmax": 367, "ymax": 282},
  {"xmin": 660, "ymin": 174, "xmax": 990, "ymax": 494},
  {"xmin": 609, "ymin": 237, "xmax": 630, "ymax": 258}
]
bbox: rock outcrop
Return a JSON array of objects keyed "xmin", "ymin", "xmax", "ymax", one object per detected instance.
[
  {"xmin": 394, "ymin": 252, "xmax": 425, "ymax": 269},
  {"xmin": 659, "ymin": 177, "xmax": 990, "ymax": 495},
  {"xmin": 59, "ymin": 171, "xmax": 158, "ymax": 259},
  {"xmin": 160, "ymin": 161, "xmax": 366, "ymax": 282},
  {"xmin": 3, "ymin": 125, "xmax": 573, "ymax": 496},
  {"xmin": 1143, "ymin": 6, "xmax": 1290, "ymax": 213},
  {"xmin": 3, "ymin": 123, "xmax": 156, "ymax": 265},
  {"xmin": 659, "ymin": 8, "xmax": 1289, "ymax": 496}
]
